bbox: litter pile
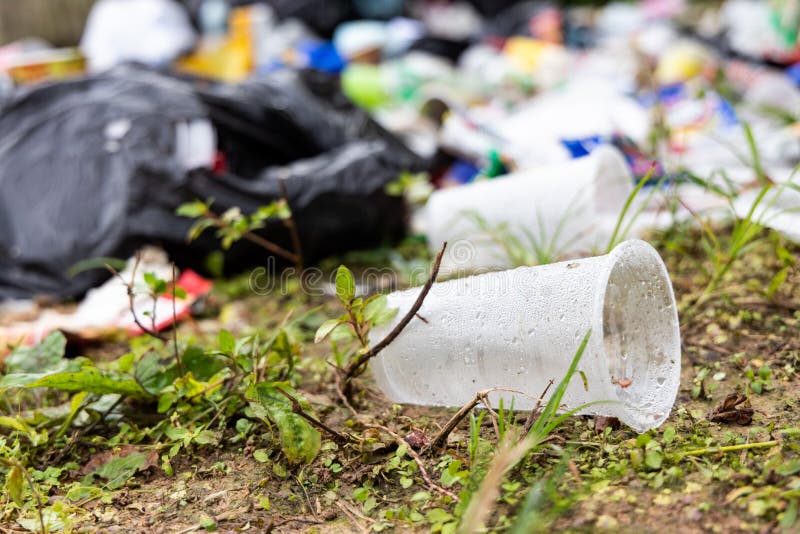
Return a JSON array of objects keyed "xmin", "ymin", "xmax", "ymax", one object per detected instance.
[{"xmin": 1, "ymin": 0, "xmax": 799, "ymax": 346}]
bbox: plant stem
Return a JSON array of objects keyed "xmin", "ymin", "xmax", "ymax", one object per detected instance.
[
  {"xmin": 106, "ymin": 255, "xmax": 166, "ymax": 341},
  {"xmin": 341, "ymin": 242, "xmax": 447, "ymax": 395},
  {"xmin": 204, "ymin": 209, "xmax": 300, "ymax": 264},
  {"xmin": 278, "ymin": 179, "xmax": 304, "ymax": 273},
  {"xmin": 679, "ymin": 440, "xmax": 779, "ymax": 458},
  {"xmin": 172, "ymin": 263, "xmax": 183, "ymax": 376},
  {"xmin": 274, "ymin": 387, "xmax": 355, "ymax": 445}
]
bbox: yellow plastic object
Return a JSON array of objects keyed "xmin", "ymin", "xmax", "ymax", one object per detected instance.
[
  {"xmin": 175, "ymin": 41, "xmax": 251, "ymax": 82},
  {"xmin": 502, "ymin": 37, "xmax": 554, "ymax": 74},
  {"xmin": 655, "ymin": 42, "xmax": 709, "ymax": 85},
  {"xmin": 174, "ymin": 6, "xmax": 255, "ymax": 82},
  {"xmin": 6, "ymin": 48, "xmax": 85, "ymax": 84}
]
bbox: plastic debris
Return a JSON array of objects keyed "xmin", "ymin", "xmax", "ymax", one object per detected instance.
[
  {"xmin": 0, "ymin": 66, "xmax": 421, "ymax": 300},
  {"xmin": 419, "ymin": 147, "xmax": 634, "ymax": 273},
  {"xmin": 370, "ymin": 240, "xmax": 681, "ymax": 433},
  {"xmin": 0, "ymin": 248, "xmax": 212, "ymax": 352},
  {"xmin": 81, "ymin": 0, "xmax": 197, "ymax": 71}
]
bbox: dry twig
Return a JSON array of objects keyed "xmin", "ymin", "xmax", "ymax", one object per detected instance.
[
  {"xmin": 425, "ymin": 387, "xmax": 542, "ymax": 453},
  {"xmin": 341, "ymin": 242, "xmax": 447, "ymax": 396},
  {"xmin": 275, "ymin": 387, "xmax": 356, "ymax": 445},
  {"xmin": 106, "ymin": 253, "xmax": 166, "ymax": 341},
  {"xmin": 278, "ymin": 179, "xmax": 304, "ymax": 273},
  {"xmin": 370, "ymin": 424, "xmax": 460, "ymax": 503}
]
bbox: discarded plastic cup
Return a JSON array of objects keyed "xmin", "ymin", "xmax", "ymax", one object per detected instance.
[
  {"xmin": 369, "ymin": 239, "xmax": 681, "ymax": 433},
  {"xmin": 418, "ymin": 146, "xmax": 634, "ymax": 274}
]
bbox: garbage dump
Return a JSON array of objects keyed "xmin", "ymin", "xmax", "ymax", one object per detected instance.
[
  {"xmin": 1, "ymin": 1, "xmax": 799, "ymax": 531},
  {"xmin": 0, "ymin": 248, "xmax": 212, "ymax": 348},
  {"xmin": 0, "ymin": 65, "xmax": 422, "ymax": 300},
  {"xmin": 0, "ymin": 0, "xmax": 800, "ymax": 430}
]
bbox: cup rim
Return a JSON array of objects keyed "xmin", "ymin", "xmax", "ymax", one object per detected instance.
[{"xmin": 594, "ymin": 239, "xmax": 682, "ymax": 432}]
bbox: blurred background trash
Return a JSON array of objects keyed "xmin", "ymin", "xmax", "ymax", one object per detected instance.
[
  {"xmin": 1, "ymin": 0, "xmax": 799, "ymax": 334},
  {"xmin": 0, "ymin": 65, "xmax": 420, "ymax": 300},
  {"xmin": 81, "ymin": 0, "xmax": 197, "ymax": 71}
]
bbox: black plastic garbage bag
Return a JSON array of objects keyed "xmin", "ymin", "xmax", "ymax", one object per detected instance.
[{"xmin": 0, "ymin": 66, "xmax": 422, "ymax": 300}]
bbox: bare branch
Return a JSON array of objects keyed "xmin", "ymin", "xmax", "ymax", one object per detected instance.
[
  {"xmin": 171, "ymin": 263, "xmax": 183, "ymax": 376},
  {"xmin": 279, "ymin": 179, "xmax": 304, "ymax": 273},
  {"xmin": 370, "ymin": 424, "xmax": 460, "ymax": 503},
  {"xmin": 275, "ymin": 387, "xmax": 356, "ymax": 445},
  {"xmin": 523, "ymin": 379, "xmax": 554, "ymax": 434},
  {"xmin": 203, "ymin": 208, "xmax": 300, "ymax": 264},
  {"xmin": 106, "ymin": 254, "xmax": 166, "ymax": 341},
  {"xmin": 341, "ymin": 242, "xmax": 447, "ymax": 393},
  {"xmin": 425, "ymin": 387, "xmax": 543, "ymax": 453}
]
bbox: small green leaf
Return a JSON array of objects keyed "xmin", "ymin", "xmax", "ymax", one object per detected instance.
[
  {"xmin": 173, "ymin": 286, "xmax": 188, "ymax": 299},
  {"xmin": 4, "ymin": 331, "xmax": 66, "ymax": 375},
  {"xmin": 86, "ymin": 452, "xmax": 148, "ymax": 489},
  {"xmin": 176, "ymin": 200, "xmax": 210, "ymax": 218},
  {"xmin": 27, "ymin": 366, "xmax": 149, "ymax": 398},
  {"xmin": 759, "ymin": 365, "xmax": 772, "ymax": 380},
  {"xmin": 194, "ymin": 430, "xmax": 219, "ymax": 446},
  {"xmin": 65, "ymin": 485, "xmax": 104, "ymax": 502},
  {"xmin": 205, "ymin": 250, "xmax": 225, "ymax": 278},
  {"xmin": 200, "ymin": 516, "xmax": 216, "ymax": 531},
  {"xmin": 219, "ymin": 330, "xmax": 236, "ymax": 354},
  {"xmin": 253, "ymin": 200, "xmax": 291, "ymax": 221},
  {"xmin": 776, "ymin": 460, "xmax": 800, "ymax": 476},
  {"xmin": 363, "ymin": 496, "xmax": 378, "ymax": 513},
  {"xmin": 6, "ymin": 465, "xmax": 25, "ymax": 506},
  {"xmin": 780, "ymin": 498, "xmax": 798, "ymax": 529},
  {"xmin": 315, "ymin": 318, "xmax": 344, "ymax": 344},
  {"xmin": 135, "ymin": 353, "xmax": 180, "ymax": 395},
  {"xmin": 662, "ymin": 426, "xmax": 676, "ymax": 445},
  {"xmin": 246, "ymin": 384, "xmax": 321, "ymax": 464},
  {"xmin": 183, "ymin": 346, "xmax": 226, "ymax": 381},
  {"xmin": 143, "ymin": 272, "xmax": 156, "ymax": 288},
  {"xmin": 270, "ymin": 410, "xmax": 321, "ymax": 465},
  {"xmin": 776, "ymin": 244, "xmax": 796, "ymax": 266},
  {"xmin": 767, "ymin": 266, "xmax": 790, "ymax": 297},
  {"xmin": 335, "ymin": 265, "xmax": 356, "ymax": 304},
  {"xmin": 157, "ymin": 393, "xmax": 175, "ymax": 413},
  {"xmin": 645, "ymin": 448, "xmax": 663, "ymax": 470},
  {"xmin": 363, "ymin": 295, "xmax": 399, "ymax": 327},
  {"xmin": 0, "ymin": 416, "xmax": 33, "ymax": 435},
  {"xmin": 153, "ymin": 279, "xmax": 167, "ymax": 295},
  {"xmin": 440, "ymin": 461, "xmax": 467, "ymax": 487},
  {"xmin": 352, "ymin": 487, "xmax": 369, "ymax": 502},
  {"xmin": 188, "ymin": 219, "xmax": 215, "ymax": 242}
]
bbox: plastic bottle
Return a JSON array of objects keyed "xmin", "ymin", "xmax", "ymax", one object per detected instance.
[{"xmin": 369, "ymin": 239, "xmax": 681, "ymax": 433}]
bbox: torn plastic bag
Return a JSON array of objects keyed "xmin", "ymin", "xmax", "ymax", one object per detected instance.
[
  {"xmin": 0, "ymin": 68, "xmax": 207, "ymax": 299},
  {"xmin": 0, "ymin": 66, "xmax": 421, "ymax": 300},
  {"xmin": 196, "ymin": 68, "xmax": 421, "ymax": 176},
  {"xmin": 169, "ymin": 140, "xmax": 412, "ymax": 275}
]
